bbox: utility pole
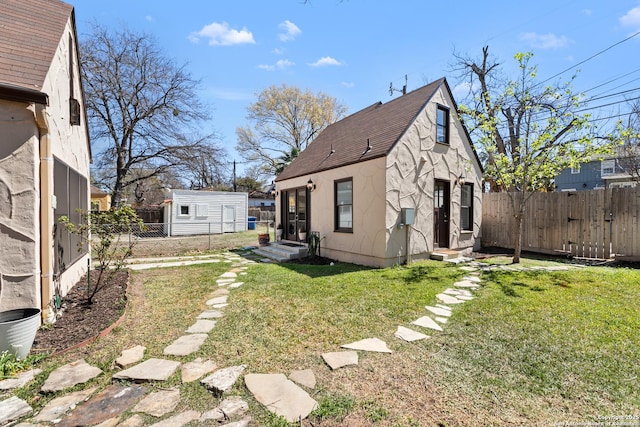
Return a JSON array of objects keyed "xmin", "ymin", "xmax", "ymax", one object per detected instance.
[{"xmin": 233, "ymin": 160, "xmax": 237, "ymax": 192}]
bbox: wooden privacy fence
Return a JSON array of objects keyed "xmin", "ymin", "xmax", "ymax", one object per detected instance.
[{"xmin": 482, "ymin": 188, "xmax": 640, "ymax": 260}]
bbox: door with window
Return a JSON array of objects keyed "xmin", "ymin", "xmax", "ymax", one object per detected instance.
[
  {"xmin": 282, "ymin": 187, "xmax": 309, "ymax": 241},
  {"xmin": 434, "ymin": 180, "xmax": 450, "ymax": 248}
]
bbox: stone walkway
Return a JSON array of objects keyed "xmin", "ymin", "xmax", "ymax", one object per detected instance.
[{"xmin": 0, "ymin": 254, "xmax": 578, "ymax": 425}]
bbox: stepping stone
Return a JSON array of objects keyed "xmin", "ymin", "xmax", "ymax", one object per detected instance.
[
  {"xmin": 443, "ymin": 288, "xmax": 469, "ymax": 296},
  {"xmin": 206, "ymin": 295, "xmax": 228, "ymax": 306},
  {"xmin": 0, "ymin": 369, "xmax": 41, "ymax": 390},
  {"xmin": 245, "ymin": 373, "xmax": 318, "ymax": 422},
  {"xmin": 229, "ymin": 282, "xmax": 244, "ymax": 288},
  {"xmin": 113, "ymin": 358, "xmax": 181, "ymax": 382},
  {"xmin": 457, "ymin": 295, "xmax": 475, "ymax": 301},
  {"xmin": 163, "ymin": 334, "xmax": 208, "ymax": 356},
  {"xmin": 186, "ymin": 319, "xmax": 216, "ymax": 333},
  {"xmin": 147, "ymin": 410, "xmax": 200, "ymax": 427},
  {"xmin": 289, "ymin": 369, "xmax": 316, "ymax": 389},
  {"xmin": 462, "ymin": 276, "xmax": 482, "ymax": 283},
  {"xmin": 181, "ymin": 358, "xmax": 217, "ymax": 383},
  {"xmin": 133, "ymin": 388, "xmax": 180, "ymax": 417},
  {"xmin": 341, "ymin": 338, "xmax": 392, "ymax": 353},
  {"xmin": 0, "ymin": 396, "xmax": 32, "ymax": 425},
  {"xmin": 34, "ymin": 387, "xmax": 97, "ymax": 422},
  {"xmin": 394, "ymin": 326, "xmax": 429, "ymax": 342},
  {"xmin": 436, "ymin": 303, "xmax": 451, "ymax": 310},
  {"xmin": 436, "ymin": 293, "xmax": 464, "ymax": 305},
  {"xmin": 435, "ymin": 317, "xmax": 448, "ymax": 323},
  {"xmin": 321, "ymin": 351, "xmax": 358, "ymax": 370},
  {"xmin": 201, "ymin": 365, "xmax": 247, "ymax": 397},
  {"xmin": 200, "ymin": 396, "xmax": 249, "ymax": 422},
  {"xmin": 412, "ymin": 316, "xmax": 444, "ymax": 332},
  {"xmin": 41, "ymin": 359, "xmax": 102, "ymax": 392},
  {"xmin": 459, "ymin": 266, "xmax": 478, "ymax": 272},
  {"xmin": 220, "ymin": 272, "xmax": 237, "ymax": 279},
  {"xmin": 425, "ymin": 305, "xmax": 452, "ymax": 317},
  {"xmin": 210, "ymin": 288, "xmax": 230, "ymax": 297},
  {"xmin": 211, "ymin": 303, "xmax": 228, "ymax": 309},
  {"xmin": 454, "ymin": 280, "xmax": 480, "ymax": 288},
  {"xmin": 224, "ymin": 418, "xmax": 252, "ymax": 427},
  {"xmin": 216, "ymin": 279, "xmax": 235, "ymax": 286},
  {"xmin": 117, "ymin": 414, "xmax": 145, "ymax": 427},
  {"xmin": 56, "ymin": 385, "xmax": 146, "ymax": 427},
  {"xmin": 116, "ymin": 345, "xmax": 146, "ymax": 367},
  {"xmin": 197, "ymin": 310, "xmax": 224, "ymax": 319}
]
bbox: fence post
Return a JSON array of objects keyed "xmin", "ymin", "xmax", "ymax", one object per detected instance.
[{"xmin": 208, "ymin": 222, "xmax": 211, "ymax": 251}]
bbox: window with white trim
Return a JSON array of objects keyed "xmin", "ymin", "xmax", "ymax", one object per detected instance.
[
  {"xmin": 571, "ymin": 165, "xmax": 581, "ymax": 174},
  {"xmin": 179, "ymin": 204, "xmax": 190, "ymax": 216},
  {"xmin": 601, "ymin": 160, "xmax": 615, "ymax": 176},
  {"xmin": 335, "ymin": 178, "xmax": 353, "ymax": 232}
]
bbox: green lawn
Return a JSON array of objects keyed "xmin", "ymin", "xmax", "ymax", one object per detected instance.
[{"xmin": 18, "ymin": 255, "xmax": 640, "ymax": 426}]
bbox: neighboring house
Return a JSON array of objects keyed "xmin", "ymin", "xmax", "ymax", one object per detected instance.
[
  {"xmin": 248, "ymin": 190, "xmax": 275, "ymax": 208},
  {"xmin": 0, "ymin": 0, "xmax": 91, "ymax": 319},
  {"xmin": 555, "ymin": 154, "xmax": 637, "ymax": 191},
  {"xmin": 275, "ymin": 78, "xmax": 483, "ymax": 267},
  {"xmin": 91, "ymin": 185, "xmax": 111, "ymax": 212},
  {"xmin": 162, "ymin": 190, "xmax": 248, "ymax": 236}
]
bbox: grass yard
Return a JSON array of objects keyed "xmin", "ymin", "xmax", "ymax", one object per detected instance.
[{"xmin": 18, "ymin": 254, "xmax": 640, "ymax": 426}]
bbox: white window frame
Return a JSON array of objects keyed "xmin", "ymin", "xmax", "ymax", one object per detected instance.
[
  {"xmin": 178, "ymin": 204, "xmax": 190, "ymax": 216},
  {"xmin": 601, "ymin": 160, "xmax": 615, "ymax": 176},
  {"xmin": 571, "ymin": 165, "xmax": 581, "ymax": 174},
  {"xmin": 196, "ymin": 203, "xmax": 208, "ymax": 217}
]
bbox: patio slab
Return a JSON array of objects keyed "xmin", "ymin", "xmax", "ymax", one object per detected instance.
[
  {"xmin": 412, "ymin": 316, "xmax": 444, "ymax": 332},
  {"xmin": 163, "ymin": 334, "xmax": 208, "ymax": 356},
  {"xmin": 341, "ymin": 338, "xmax": 392, "ymax": 353},
  {"xmin": 113, "ymin": 358, "xmax": 180, "ymax": 382},
  {"xmin": 394, "ymin": 326, "xmax": 429, "ymax": 342},
  {"xmin": 321, "ymin": 351, "xmax": 358, "ymax": 370}
]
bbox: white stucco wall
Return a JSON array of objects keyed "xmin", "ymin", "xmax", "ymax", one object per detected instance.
[
  {"xmin": 41, "ymin": 18, "xmax": 91, "ymax": 303},
  {"xmin": 0, "ymin": 100, "xmax": 41, "ymax": 310},
  {"xmin": 385, "ymin": 86, "xmax": 482, "ymax": 264}
]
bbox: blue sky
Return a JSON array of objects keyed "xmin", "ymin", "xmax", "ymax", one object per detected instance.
[{"xmin": 70, "ymin": 0, "xmax": 640, "ymax": 176}]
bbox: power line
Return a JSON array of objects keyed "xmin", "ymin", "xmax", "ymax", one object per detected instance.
[{"xmin": 540, "ymin": 30, "xmax": 640, "ymax": 85}]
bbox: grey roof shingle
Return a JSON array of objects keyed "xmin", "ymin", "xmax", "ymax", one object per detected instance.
[
  {"xmin": 276, "ymin": 78, "xmax": 444, "ymax": 181},
  {"xmin": 0, "ymin": 0, "xmax": 73, "ymax": 90}
]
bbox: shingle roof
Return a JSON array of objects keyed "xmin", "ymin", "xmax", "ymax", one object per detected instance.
[
  {"xmin": 276, "ymin": 78, "xmax": 445, "ymax": 181},
  {"xmin": 0, "ymin": 0, "xmax": 73, "ymax": 90}
]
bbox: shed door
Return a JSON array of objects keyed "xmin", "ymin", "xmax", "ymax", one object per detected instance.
[
  {"xmin": 434, "ymin": 180, "xmax": 450, "ymax": 248},
  {"xmin": 223, "ymin": 205, "xmax": 236, "ymax": 232}
]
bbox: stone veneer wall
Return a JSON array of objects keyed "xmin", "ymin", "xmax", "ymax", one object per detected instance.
[{"xmin": 385, "ymin": 86, "xmax": 483, "ymax": 264}]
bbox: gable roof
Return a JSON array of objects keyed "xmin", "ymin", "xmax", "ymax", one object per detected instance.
[
  {"xmin": 0, "ymin": 0, "xmax": 73, "ymax": 90},
  {"xmin": 277, "ymin": 78, "xmax": 446, "ymax": 181}
]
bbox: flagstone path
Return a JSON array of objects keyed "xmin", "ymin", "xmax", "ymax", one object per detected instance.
[{"xmin": 0, "ymin": 253, "xmax": 579, "ymax": 425}]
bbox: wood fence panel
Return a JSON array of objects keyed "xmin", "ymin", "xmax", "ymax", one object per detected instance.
[{"xmin": 482, "ymin": 187, "xmax": 640, "ymax": 259}]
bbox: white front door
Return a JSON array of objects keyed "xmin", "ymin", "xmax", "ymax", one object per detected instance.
[{"xmin": 223, "ymin": 205, "xmax": 236, "ymax": 232}]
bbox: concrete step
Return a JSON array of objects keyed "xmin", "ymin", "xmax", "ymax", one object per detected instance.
[
  {"xmin": 253, "ymin": 242, "xmax": 308, "ymax": 263},
  {"xmin": 430, "ymin": 250, "xmax": 463, "ymax": 261}
]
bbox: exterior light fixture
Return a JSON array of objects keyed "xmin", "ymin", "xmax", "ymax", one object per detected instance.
[
  {"xmin": 306, "ymin": 179, "xmax": 316, "ymax": 191},
  {"xmin": 457, "ymin": 174, "xmax": 466, "ymax": 186}
]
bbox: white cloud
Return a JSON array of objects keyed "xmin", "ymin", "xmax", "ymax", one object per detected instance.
[
  {"xmin": 452, "ymin": 81, "xmax": 479, "ymax": 99},
  {"xmin": 258, "ymin": 59, "xmax": 295, "ymax": 71},
  {"xmin": 520, "ymin": 32, "xmax": 572, "ymax": 49},
  {"xmin": 308, "ymin": 56, "xmax": 342, "ymax": 67},
  {"xmin": 341, "ymin": 82, "xmax": 355, "ymax": 88},
  {"xmin": 620, "ymin": 6, "xmax": 640, "ymax": 29},
  {"xmin": 145, "ymin": 15, "xmax": 154, "ymax": 22},
  {"xmin": 272, "ymin": 48, "xmax": 284, "ymax": 55},
  {"xmin": 278, "ymin": 20, "xmax": 301, "ymax": 42},
  {"xmin": 189, "ymin": 21, "xmax": 255, "ymax": 46}
]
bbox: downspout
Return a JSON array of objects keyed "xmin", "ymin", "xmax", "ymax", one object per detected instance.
[{"xmin": 34, "ymin": 104, "xmax": 54, "ymax": 323}]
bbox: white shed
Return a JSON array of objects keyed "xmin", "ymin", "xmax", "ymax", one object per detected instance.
[{"xmin": 163, "ymin": 190, "xmax": 248, "ymax": 236}]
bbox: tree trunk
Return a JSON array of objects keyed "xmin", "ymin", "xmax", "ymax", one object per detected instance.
[{"xmin": 513, "ymin": 212, "xmax": 523, "ymax": 264}]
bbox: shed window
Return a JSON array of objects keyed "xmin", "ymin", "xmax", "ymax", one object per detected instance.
[
  {"xmin": 436, "ymin": 105, "xmax": 449, "ymax": 145},
  {"xmin": 460, "ymin": 183, "xmax": 473, "ymax": 231},
  {"xmin": 571, "ymin": 165, "xmax": 580, "ymax": 174},
  {"xmin": 335, "ymin": 178, "xmax": 353, "ymax": 232},
  {"xmin": 196, "ymin": 204, "xmax": 208, "ymax": 217},
  {"xmin": 179, "ymin": 205, "xmax": 190, "ymax": 215}
]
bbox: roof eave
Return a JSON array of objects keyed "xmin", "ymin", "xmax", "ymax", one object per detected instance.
[{"xmin": 0, "ymin": 83, "xmax": 48, "ymax": 105}]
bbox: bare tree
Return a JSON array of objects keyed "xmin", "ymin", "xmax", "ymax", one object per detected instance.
[
  {"xmin": 236, "ymin": 84, "xmax": 347, "ymax": 177},
  {"xmin": 453, "ymin": 47, "xmax": 611, "ymax": 263},
  {"xmin": 616, "ymin": 99, "xmax": 640, "ymax": 181},
  {"xmin": 81, "ymin": 25, "xmax": 223, "ymax": 207}
]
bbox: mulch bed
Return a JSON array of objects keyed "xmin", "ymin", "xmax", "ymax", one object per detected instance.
[{"xmin": 32, "ymin": 269, "xmax": 128, "ymax": 355}]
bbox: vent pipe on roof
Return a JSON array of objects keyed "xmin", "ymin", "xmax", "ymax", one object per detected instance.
[{"xmin": 362, "ymin": 138, "xmax": 372, "ymax": 156}]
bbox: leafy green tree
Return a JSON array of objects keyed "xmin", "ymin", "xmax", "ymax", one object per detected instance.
[
  {"xmin": 236, "ymin": 84, "xmax": 347, "ymax": 177},
  {"xmin": 60, "ymin": 206, "xmax": 142, "ymax": 303},
  {"xmin": 455, "ymin": 47, "xmax": 612, "ymax": 263}
]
